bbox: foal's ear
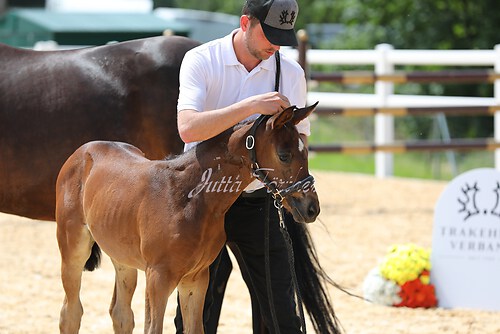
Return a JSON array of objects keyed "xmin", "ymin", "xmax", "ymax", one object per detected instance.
[
  {"xmin": 291, "ymin": 101, "xmax": 318, "ymax": 125},
  {"xmin": 267, "ymin": 106, "xmax": 295, "ymax": 130}
]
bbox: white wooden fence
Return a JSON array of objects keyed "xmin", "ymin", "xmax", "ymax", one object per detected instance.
[{"xmin": 281, "ymin": 42, "xmax": 500, "ymax": 178}]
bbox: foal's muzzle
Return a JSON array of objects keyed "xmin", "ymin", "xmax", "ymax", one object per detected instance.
[
  {"xmin": 283, "ymin": 190, "xmax": 320, "ymax": 224},
  {"xmin": 263, "ymin": 174, "xmax": 319, "ymax": 224}
]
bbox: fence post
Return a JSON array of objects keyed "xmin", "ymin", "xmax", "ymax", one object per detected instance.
[
  {"xmin": 375, "ymin": 43, "xmax": 394, "ymax": 178},
  {"xmin": 495, "ymin": 44, "xmax": 500, "ymax": 171},
  {"xmin": 297, "ymin": 29, "xmax": 308, "ymax": 77}
]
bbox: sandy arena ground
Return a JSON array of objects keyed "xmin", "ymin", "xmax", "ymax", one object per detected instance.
[{"xmin": 1, "ymin": 171, "xmax": 499, "ymax": 333}]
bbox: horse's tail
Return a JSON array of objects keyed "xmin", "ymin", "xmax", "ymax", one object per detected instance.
[
  {"xmin": 286, "ymin": 215, "xmax": 343, "ymax": 334},
  {"xmin": 84, "ymin": 243, "xmax": 102, "ymax": 272}
]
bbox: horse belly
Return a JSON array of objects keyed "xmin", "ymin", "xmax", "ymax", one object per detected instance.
[
  {"xmin": 85, "ymin": 209, "xmax": 147, "ymax": 271},
  {"xmin": 81, "ymin": 154, "xmax": 149, "ymax": 270}
]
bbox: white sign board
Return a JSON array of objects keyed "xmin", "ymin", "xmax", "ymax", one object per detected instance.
[{"xmin": 432, "ymin": 168, "xmax": 500, "ymax": 310}]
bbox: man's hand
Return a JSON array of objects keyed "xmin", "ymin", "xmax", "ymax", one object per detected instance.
[{"xmin": 241, "ymin": 92, "xmax": 291, "ymax": 116}]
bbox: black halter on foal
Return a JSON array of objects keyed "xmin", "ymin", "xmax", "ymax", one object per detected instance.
[{"xmin": 245, "ymin": 113, "xmax": 315, "ymax": 222}]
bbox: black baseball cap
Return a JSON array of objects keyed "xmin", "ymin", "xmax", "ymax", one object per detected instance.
[{"xmin": 244, "ymin": 0, "xmax": 299, "ymax": 46}]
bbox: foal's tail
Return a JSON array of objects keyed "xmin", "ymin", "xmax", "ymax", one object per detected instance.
[
  {"xmin": 84, "ymin": 243, "xmax": 102, "ymax": 272},
  {"xmin": 286, "ymin": 215, "xmax": 344, "ymax": 334}
]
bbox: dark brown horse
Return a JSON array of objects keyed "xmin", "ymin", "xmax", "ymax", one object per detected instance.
[
  {"xmin": 0, "ymin": 35, "xmax": 199, "ymax": 220},
  {"xmin": 56, "ymin": 105, "xmax": 319, "ymax": 333}
]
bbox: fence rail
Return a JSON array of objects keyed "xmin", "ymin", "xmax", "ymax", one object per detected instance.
[
  {"xmin": 310, "ymin": 70, "xmax": 500, "ymax": 84},
  {"xmin": 310, "ymin": 139, "xmax": 500, "ymax": 154},
  {"xmin": 315, "ymin": 105, "xmax": 500, "ymax": 117},
  {"xmin": 280, "ymin": 32, "xmax": 500, "ymax": 178}
]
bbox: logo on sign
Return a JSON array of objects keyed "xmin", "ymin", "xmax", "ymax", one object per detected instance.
[
  {"xmin": 458, "ymin": 181, "xmax": 500, "ymax": 221},
  {"xmin": 437, "ymin": 177, "xmax": 500, "ymax": 255}
]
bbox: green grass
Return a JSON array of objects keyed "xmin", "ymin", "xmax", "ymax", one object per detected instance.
[
  {"xmin": 309, "ymin": 150, "xmax": 495, "ymax": 180},
  {"xmin": 307, "ymin": 116, "xmax": 495, "ymax": 181},
  {"xmin": 309, "ymin": 153, "xmax": 374, "ymax": 174}
]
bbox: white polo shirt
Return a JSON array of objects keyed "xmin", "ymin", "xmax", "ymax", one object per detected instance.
[
  {"xmin": 178, "ymin": 29, "xmax": 310, "ymax": 153},
  {"xmin": 177, "ymin": 29, "xmax": 310, "ymax": 191}
]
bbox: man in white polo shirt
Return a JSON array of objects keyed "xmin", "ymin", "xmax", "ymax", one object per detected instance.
[{"xmin": 176, "ymin": 0, "xmax": 310, "ymax": 333}]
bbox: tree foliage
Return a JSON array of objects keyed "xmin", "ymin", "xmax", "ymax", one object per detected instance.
[
  {"xmin": 329, "ymin": 0, "xmax": 500, "ymax": 50},
  {"xmin": 156, "ymin": 0, "xmax": 500, "ymax": 50}
]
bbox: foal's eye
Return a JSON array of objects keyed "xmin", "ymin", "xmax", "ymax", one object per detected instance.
[{"xmin": 278, "ymin": 152, "xmax": 292, "ymax": 163}]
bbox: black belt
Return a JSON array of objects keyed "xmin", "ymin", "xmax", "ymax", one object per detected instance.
[{"xmin": 240, "ymin": 187, "xmax": 268, "ymax": 198}]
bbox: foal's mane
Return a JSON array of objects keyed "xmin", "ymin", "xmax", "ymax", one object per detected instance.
[
  {"xmin": 161, "ymin": 119, "xmax": 254, "ymax": 164},
  {"xmin": 234, "ymin": 117, "xmax": 255, "ymax": 130}
]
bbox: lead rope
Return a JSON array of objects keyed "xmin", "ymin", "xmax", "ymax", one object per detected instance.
[
  {"xmin": 264, "ymin": 195, "xmax": 281, "ymax": 334},
  {"xmin": 264, "ymin": 51, "xmax": 307, "ymax": 334},
  {"xmin": 275, "ymin": 200, "xmax": 307, "ymax": 334}
]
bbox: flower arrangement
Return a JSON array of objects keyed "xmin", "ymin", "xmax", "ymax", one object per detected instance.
[{"xmin": 363, "ymin": 244, "xmax": 437, "ymax": 308}]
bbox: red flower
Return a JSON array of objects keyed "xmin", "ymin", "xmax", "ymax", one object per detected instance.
[{"xmin": 394, "ymin": 272, "xmax": 437, "ymax": 308}]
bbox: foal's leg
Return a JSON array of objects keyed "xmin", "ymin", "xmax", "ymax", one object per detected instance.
[
  {"xmin": 177, "ymin": 269, "xmax": 210, "ymax": 334},
  {"xmin": 57, "ymin": 223, "xmax": 94, "ymax": 334},
  {"xmin": 109, "ymin": 260, "xmax": 138, "ymax": 334},
  {"xmin": 144, "ymin": 267, "xmax": 177, "ymax": 334}
]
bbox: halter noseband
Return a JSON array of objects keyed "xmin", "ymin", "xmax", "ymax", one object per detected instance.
[{"xmin": 245, "ymin": 113, "xmax": 315, "ymax": 203}]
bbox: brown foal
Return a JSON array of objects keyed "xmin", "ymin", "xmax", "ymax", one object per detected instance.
[{"xmin": 55, "ymin": 104, "xmax": 319, "ymax": 333}]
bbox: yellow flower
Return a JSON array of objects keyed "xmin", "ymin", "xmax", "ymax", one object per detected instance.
[{"xmin": 378, "ymin": 244, "xmax": 432, "ymax": 285}]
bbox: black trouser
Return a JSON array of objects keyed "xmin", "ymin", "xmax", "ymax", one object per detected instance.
[{"xmin": 175, "ymin": 190, "xmax": 302, "ymax": 334}]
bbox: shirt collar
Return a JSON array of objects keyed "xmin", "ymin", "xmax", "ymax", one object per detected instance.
[
  {"xmin": 223, "ymin": 29, "xmax": 276, "ymax": 72},
  {"xmin": 222, "ymin": 29, "xmax": 240, "ymax": 66}
]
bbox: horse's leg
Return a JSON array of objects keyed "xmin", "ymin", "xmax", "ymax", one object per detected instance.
[
  {"xmin": 57, "ymin": 222, "xmax": 94, "ymax": 334},
  {"xmin": 144, "ymin": 267, "xmax": 176, "ymax": 334},
  {"xmin": 109, "ymin": 260, "xmax": 137, "ymax": 334},
  {"xmin": 177, "ymin": 269, "xmax": 210, "ymax": 334}
]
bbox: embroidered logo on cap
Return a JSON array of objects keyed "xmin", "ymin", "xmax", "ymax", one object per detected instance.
[{"xmin": 279, "ymin": 10, "xmax": 296, "ymax": 26}]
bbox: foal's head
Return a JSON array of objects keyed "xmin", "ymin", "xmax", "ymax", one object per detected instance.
[{"xmin": 249, "ymin": 103, "xmax": 320, "ymax": 223}]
